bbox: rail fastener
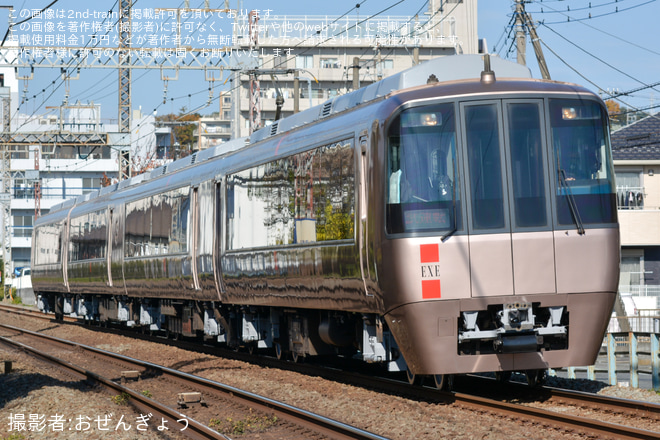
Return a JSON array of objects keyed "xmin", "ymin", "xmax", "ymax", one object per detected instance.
[
  {"xmin": 177, "ymin": 392, "xmax": 206, "ymax": 409},
  {"xmin": 121, "ymin": 370, "xmax": 141, "ymax": 383}
]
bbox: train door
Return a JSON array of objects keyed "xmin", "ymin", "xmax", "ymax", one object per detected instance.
[
  {"xmin": 111, "ymin": 203, "xmax": 126, "ymax": 294},
  {"xmin": 358, "ymin": 129, "xmax": 375, "ymax": 296},
  {"xmin": 213, "ymin": 179, "xmax": 225, "ymax": 298},
  {"xmin": 461, "ymin": 101, "xmax": 513, "ymax": 297},
  {"xmin": 62, "ymin": 209, "xmax": 72, "ymax": 293},
  {"xmin": 461, "ymin": 99, "xmax": 555, "ymax": 297},
  {"xmin": 503, "ymin": 100, "xmax": 555, "ymax": 295},
  {"xmin": 107, "ymin": 208, "xmax": 113, "ymax": 287},
  {"xmin": 191, "ymin": 186, "xmax": 201, "ymax": 291}
]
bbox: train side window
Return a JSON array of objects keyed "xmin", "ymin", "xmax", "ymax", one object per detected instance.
[
  {"xmin": 69, "ymin": 210, "xmax": 107, "ymax": 261},
  {"xmin": 225, "ymin": 140, "xmax": 355, "ymax": 250},
  {"xmin": 33, "ymin": 223, "xmax": 62, "ymax": 265},
  {"xmin": 124, "ymin": 187, "xmax": 191, "ymax": 258}
]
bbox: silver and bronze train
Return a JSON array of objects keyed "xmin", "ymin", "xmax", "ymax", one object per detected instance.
[{"xmin": 32, "ymin": 54, "xmax": 619, "ymax": 388}]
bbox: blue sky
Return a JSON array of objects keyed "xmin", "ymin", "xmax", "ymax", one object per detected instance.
[{"xmin": 1, "ymin": 0, "xmax": 658, "ymax": 120}]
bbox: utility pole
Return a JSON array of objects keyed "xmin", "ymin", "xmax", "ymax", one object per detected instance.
[
  {"xmin": 352, "ymin": 57, "xmax": 360, "ymax": 91},
  {"xmin": 248, "ymin": 10, "xmax": 261, "ymax": 134},
  {"xmin": 515, "ymin": 0, "xmax": 526, "ymax": 66},
  {"xmin": 514, "ymin": 0, "xmax": 550, "ymax": 80},
  {"xmin": 293, "ymin": 70, "xmax": 300, "ymax": 114},
  {"xmin": 118, "ymin": 0, "xmax": 132, "ymax": 180},
  {"xmin": 524, "ymin": 10, "xmax": 551, "ymax": 80},
  {"xmin": 0, "ymin": 83, "xmax": 11, "ymax": 297}
]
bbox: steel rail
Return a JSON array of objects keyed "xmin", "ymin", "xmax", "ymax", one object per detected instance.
[
  {"xmin": 0, "ymin": 303, "xmax": 77, "ymax": 323},
  {"xmin": 546, "ymin": 386, "xmax": 660, "ymax": 420},
  {"xmin": 452, "ymin": 391, "xmax": 660, "ymax": 440},
  {"xmin": 0, "ymin": 335, "xmax": 227, "ymax": 440},
  {"xmin": 3, "ymin": 307, "xmax": 659, "ymax": 438},
  {"xmin": 0, "ymin": 323, "xmax": 389, "ymax": 440}
]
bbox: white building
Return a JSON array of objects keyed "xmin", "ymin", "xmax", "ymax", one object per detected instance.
[
  {"xmin": 231, "ymin": 0, "xmax": 480, "ymax": 137},
  {"xmin": 7, "ymin": 104, "xmax": 161, "ymax": 270}
]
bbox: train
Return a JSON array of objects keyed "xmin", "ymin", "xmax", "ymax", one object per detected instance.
[{"xmin": 32, "ymin": 54, "xmax": 620, "ymax": 389}]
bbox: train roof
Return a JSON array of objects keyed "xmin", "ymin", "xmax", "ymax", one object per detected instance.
[
  {"xmin": 249, "ymin": 54, "xmax": 531, "ymax": 143},
  {"xmin": 43, "ymin": 54, "xmax": 532, "ymax": 218}
]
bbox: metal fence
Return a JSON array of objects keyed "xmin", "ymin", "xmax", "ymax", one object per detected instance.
[
  {"xmin": 608, "ymin": 311, "xmax": 660, "ymax": 333},
  {"xmin": 554, "ymin": 330, "xmax": 660, "ymax": 391}
]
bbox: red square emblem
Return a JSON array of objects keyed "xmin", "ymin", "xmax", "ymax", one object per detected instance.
[
  {"xmin": 422, "ymin": 279, "xmax": 441, "ymax": 299},
  {"xmin": 420, "ymin": 243, "xmax": 439, "ymax": 263}
]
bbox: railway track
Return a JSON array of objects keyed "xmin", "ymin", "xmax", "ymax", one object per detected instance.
[
  {"xmin": 2, "ymin": 304, "xmax": 660, "ymax": 439},
  {"xmin": 0, "ymin": 322, "xmax": 389, "ymax": 440}
]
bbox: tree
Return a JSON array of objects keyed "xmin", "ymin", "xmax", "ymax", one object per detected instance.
[
  {"xmin": 155, "ymin": 108, "xmax": 201, "ymax": 159},
  {"xmin": 605, "ymin": 100, "xmax": 624, "ymax": 127}
]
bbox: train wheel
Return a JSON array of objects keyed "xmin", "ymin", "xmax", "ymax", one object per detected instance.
[
  {"xmin": 291, "ymin": 351, "xmax": 301, "ymax": 363},
  {"xmin": 275, "ymin": 342, "xmax": 283, "ymax": 360},
  {"xmin": 433, "ymin": 374, "xmax": 454, "ymax": 391},
  {"xmin": 525, "ymin": 369, "xmax": 545, "ymax": 388},
  {"xmin": 406, "ymin": 368, "xmax": 421, "ymax": 385}
]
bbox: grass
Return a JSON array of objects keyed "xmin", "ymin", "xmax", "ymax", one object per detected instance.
[
  {"xmin": 209, "ymin": 409, "xmax": 278, "ymax": 436},
  {"xmin": 2, "ymin": 434, "xmax": 26, "ymax": 440},
  {"xmin": 111, "ymin": 392, "xmax": 130, "ymax": 405}
]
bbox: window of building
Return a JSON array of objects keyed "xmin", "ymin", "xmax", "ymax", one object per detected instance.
[
  {"xmin": 82, "ymin": 177, "xmax": 102, "ymax": 194},
  {"xmin": 12, "ymin": 180, "xmax": 34, "ymax": 199},
  {"xmin": 320, "ymin": 58, "xmax": 340, "ymax": 69},
  {"xmin": 12, "ymin": 215, "xmax": 33, "ymax": 238},
  {"xmin": 296, "ymin": 55, "xmax": 314, "ymax": 69},
  {"xmin": 620, "ymin": 250, "xmax": 644, "ymax": 295},
  {"xmin": 379, "ymin": 59, "xmax": 394, "ymax": 70}
]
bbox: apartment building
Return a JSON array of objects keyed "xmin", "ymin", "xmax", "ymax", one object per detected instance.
[
  {"xmin": 230, "ymin": 0, "xmax": 480, "ymax": 138},
  {"xmin": 611, "ymin": 112, "xmax": 660, "ymax": 312}
]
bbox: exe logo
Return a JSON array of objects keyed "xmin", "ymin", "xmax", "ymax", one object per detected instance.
[{"xmin": 420, "ymin": 243, "xmax": 441, "ymax": 299}]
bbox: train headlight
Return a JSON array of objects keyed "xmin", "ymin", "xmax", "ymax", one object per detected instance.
[
  {"xmin": 562, "ymin": 107, "xmax": 577, "ymax": 120},
  {"xmin": 561, "ymin": 105, "xmax": 599, "ymax": 120},
  {"xmin": 421, "ymin": 113, "xmax": 439, "ymax": 126},
  {"xmin": 402, "ymin": 112, "xmax": 442, "ymax": 128}
]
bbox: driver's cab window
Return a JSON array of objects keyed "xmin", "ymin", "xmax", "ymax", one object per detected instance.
[{"xmin": 386, "ymin": 103, "xmax": 460, "ymax": 234}]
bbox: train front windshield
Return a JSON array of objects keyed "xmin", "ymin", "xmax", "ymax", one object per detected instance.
[
  {"xmin": 386, "ymin": 103, "xmax": 460, "ymax": 234},
  {"xmin": 550, "ymin": 100, "xmax": 617, "ymax": 227},
  {"xmin": 386, "ymin": 98, "xmax": 616, "ymax": 235}
]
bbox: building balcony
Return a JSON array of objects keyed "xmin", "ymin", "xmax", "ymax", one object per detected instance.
[
  {"xmin": 619, "ymin": 284, "xmax": 660, "ymax": 297},
  {"xmin": 12, "ymin": 158, "xmax": 118, "ymax": 173},
  {"xmin": 618, "ymin": 209, "xmax": 660, "ymax": 246},
  {"xmin": 11, "ymin": 234, "xmax": 31, "ymax": 249}
]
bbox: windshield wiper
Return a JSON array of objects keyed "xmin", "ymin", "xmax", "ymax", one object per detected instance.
[{"xmin": 558, "ymin": 169, "xmax": 585, "ymax": 235}]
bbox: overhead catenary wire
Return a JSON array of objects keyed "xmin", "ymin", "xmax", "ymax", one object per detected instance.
[
  {"xmin": 172, "ymin": 0, "xmax": 420, "ymax": 122},
  {"xmin": 539, "ymin": 22, "xmax": 660, "ymax": 96},
  {"xmin": 527, "ymin": 0, "xmax": 657, "ymax": 24}
]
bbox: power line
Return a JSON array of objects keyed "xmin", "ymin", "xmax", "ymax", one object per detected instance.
[
  {"xmin": 540, "ymin": 22, "xmax": 660, "ymax": 96},
  {"xmin": 528, "ymin": 0, "xmax": 657, "ymax": 24},
  {"xmin": 0, "ymin": 0, "xmax": 60, "ymax": 47}
]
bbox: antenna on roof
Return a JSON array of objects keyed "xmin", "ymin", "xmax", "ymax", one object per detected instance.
[{"xmin": 481, "ymin": 54, "xmax": 496, "ymax": 85}]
